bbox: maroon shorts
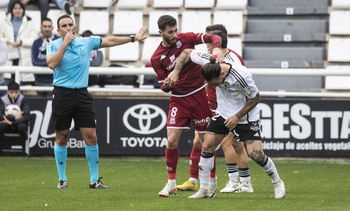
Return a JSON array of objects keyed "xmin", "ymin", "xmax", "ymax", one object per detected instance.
[{"xmin": 167, "ymin": 88, "xmax": 211, "ymax": 132}]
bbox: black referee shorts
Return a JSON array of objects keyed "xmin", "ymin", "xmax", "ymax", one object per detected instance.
[
  {"xmin": 52, "ymin": 86, "xmax": 96, "ymax": 130},
  {"xmin": 207, "ymin": 113, "xmax": 262, "ymax": 142}
]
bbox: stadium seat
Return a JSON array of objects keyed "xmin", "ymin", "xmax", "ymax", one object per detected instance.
[
  {"xmin": 249, "ymin": 0, "xmax": 328, "ymax": 7},
  {"xmin": 25, "ymin": 10, "xmax": 41, "ymax": 33},
  {"xmin": 329, "ymin": 11, "xmax": 350, "ymax": 35},
  {"xmin": 148, "ymin": 11, "xmax": 178, "ymax": 35},
  {"xmin": 184, "ymin": 0, "xmax": 214, "ymax": 8},
  {"xmin": 47, "ymin": 9, "xmax": 67, "ymax": 35},
  {"xmin": 181, "ymin": 11, "xmax": 211, "ymax": 33},
  {"xmin": 213, "ymin": 11, "xmax": 243, "ymax": 35},
  {"xmin": 79, "ymin": 11, "xmax": 109, "ymax": 35},
  {"xmin": 113, "ymin": 11, "xmax": 143, "ymax": 35},
  {"xmin": 109, "ymin": 42, "xmax": 139, "ymax": 61},
  {"xmin": 153, "ymin": 0, "xmax": 183, "ymax": 8},
  {"xmin": 141, "ymin": 36, "xmax": 162, "ymax": 63},
  {"xmin": 83, "ymin": 0, "xmax": 111, "ymax": 8},
  {"xmin": 216, "ymin": 0, "xmax": 247, "ymax": 9},
  {"xmin": 332, "ymin": 0, "xmax": 350, "ymax": 8},
  {"xmin": 227, "ymin": 38, "xmax": 242, "ymax": 56},
  {"xmin": 1, "ymin": 132, "xmax": 29, "ymax": 156},
  {"xmin": 325, "ymin": 66, "xmax": 350, "ymax": 90},
  {"xmin": 328, "ymin": 38, "xmax": 350, "ymax": 62},
  {"xmin": 116, "ymin": 0, "xmax": 147, "ymax": 9},
  {"xmin": 0, "ymin": 0, "xmax": 9, "ymax": 7},
  {"xmin": 246, "ymin": 20, "xmax": 327, "ymax": 34}
]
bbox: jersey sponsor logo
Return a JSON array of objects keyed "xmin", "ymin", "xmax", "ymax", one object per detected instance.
[
  {"xmin": 170, "ymin": 55, "xmax": 176, "ymax": 63},
  {"xmin": 123, "ymin": 104, "xmax": 167, "ymax": 135},
  {"xmin": 193, "ymin": 118, "xmax": 209, "ymax": 126},
  {"xmin": 176, "ymin": 40, "xmax": 182, "ymax": 48}
]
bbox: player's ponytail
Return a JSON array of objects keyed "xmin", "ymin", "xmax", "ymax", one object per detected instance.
[
  {"xmin": 202, "ymin": 57, "xmax": 221, "ymax": 82},
  {"xmin": 209, "ymin": 56, "xmax": 216, "ymax": 64}
]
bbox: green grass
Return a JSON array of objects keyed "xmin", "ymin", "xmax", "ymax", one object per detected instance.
[{"xmin": 0, "ymin": 156, "xmax": 350, "ymax": 211}]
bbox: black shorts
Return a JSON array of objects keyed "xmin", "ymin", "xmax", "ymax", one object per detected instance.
[
  {"xmin": 52, "ymin": 86, "xmax": 96, "ymax": 130},
  {"xmin": 206, "ymin": 113, "xmax": 262, "ymax": 142}
]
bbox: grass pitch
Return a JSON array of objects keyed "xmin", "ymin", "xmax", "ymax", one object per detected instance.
[{"xmin": 0, "ymin": 156, "xmax": 349, "ymax": 210}]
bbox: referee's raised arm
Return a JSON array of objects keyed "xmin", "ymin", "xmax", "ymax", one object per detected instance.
[{"xmin": 100, "ymin": 26, "xmax": 148, "ymax": 48}]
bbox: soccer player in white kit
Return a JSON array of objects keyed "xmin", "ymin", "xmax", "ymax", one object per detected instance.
[{"xmin": 170, "ymin": 49, "xmax": 286, "ymax": 199}]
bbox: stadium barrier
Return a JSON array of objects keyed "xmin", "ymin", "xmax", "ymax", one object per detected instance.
[
  {"xmin": 1, "ymin": 66, "xmax": 350, "ymax": 97},
  {"xmin": 1, "ymin": 66, "xmax": 350, "ymax": 158}
]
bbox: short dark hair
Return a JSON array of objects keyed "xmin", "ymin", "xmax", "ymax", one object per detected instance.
[
  {"xmin": 201, "ymin": 58, "xmax": 221, "ymax": 82},
  {"xmin": 157, "ymin": 15, "xmax": 177, "ymax": 31},
  {"xmin": 210, "ymin": 30, "xmax": 227, "ymax": 49},
  {"xmin": 10, "ymin": 0, "xmax": 25, "ymax": 19},
  {"xmin": 82, "ymin": 30, "xmax": 93, "ymax": 37},
  {"xmin": 41, "ymin": 17, "xmax": 52, "ymax": 25},
  {"xmin": 57, "ymin": 14, "xmax": 74, "ymax": 29},
  {"xmin": 205, "ymin": 24, "xmax": 228, "ymax": 36},
  {"xmin": 7, "ymin": 81, "xmax": 20, "ymax": 91}
]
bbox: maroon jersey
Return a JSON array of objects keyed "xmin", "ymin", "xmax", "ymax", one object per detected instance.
[
  {"xmin": 151, "ymin": 32, "xmax": 221, "ymax": 96},
  {"xmin": 207, "ymin": 49, "xmax": 245, "ymax": 112}
]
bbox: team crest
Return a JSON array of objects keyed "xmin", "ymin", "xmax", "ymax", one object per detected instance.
[
  {"xmin": 224, "ymin": 82, "xmax": 230, "ymax": 89},
  {"xmin": 169, "ymin": 117, "xmax": 176, "ymax": 124},
  {"xmin": 176, "ymin": 40, "xmax": 182, "ymax": 48},
  {"xmin": 79, "ymin": 47, "xmax": 86, "ymax": 57}
]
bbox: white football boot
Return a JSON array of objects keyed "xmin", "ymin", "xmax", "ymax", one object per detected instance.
[{"xmin": 273, "ymin": 179, "xmax": 286, "ymax": 199}]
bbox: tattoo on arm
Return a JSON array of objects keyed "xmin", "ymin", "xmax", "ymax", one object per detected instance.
[
  {"xmin": 174, "ymin": 49, "xmax": 191, "ymax": 71},
  {"xmin": 236, "ymin": 93, "xmax": 261, "ymax": 119}
]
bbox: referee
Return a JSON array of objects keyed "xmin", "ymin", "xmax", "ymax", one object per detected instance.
[{"xmin": 46, "ymin": 15, "xmax": 147, "ymax": 189}]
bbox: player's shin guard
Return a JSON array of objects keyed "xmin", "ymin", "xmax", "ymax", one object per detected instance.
[
  {"xmin": 190, "ymin": 147, "xmax": 201, "ymax": 179},
  {"xmin": 166, "ymin": 147, "xmax": 179, "ymax": 180},
  {"xmin": 54, "ymin": 144, "xmax": 67, "ymax": 181},
  {"xmin": 198, "ymin": 151, "xmax": 215, "ymax": 189},
  {"xmin": 85, "ymin": 144, "xmax": 99, "ymax": 183},
  {"xmin": 258, "ymin": 155, "xmax": 280, "ymax": 184}
]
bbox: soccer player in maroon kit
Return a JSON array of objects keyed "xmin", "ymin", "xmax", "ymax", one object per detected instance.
[{"xmin": 151, "ymin": 15, "xmax": 224, "ymax": 197}]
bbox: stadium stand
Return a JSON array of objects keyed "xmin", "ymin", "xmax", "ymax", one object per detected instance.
[
  {"xmin": 115, "ymin": 0, "xmax": 147, "ymax": 9},
  {"xmin": 181, "ymin": 11, "xmax": 211, "ymax": 33},
  {"xmin": 113, "ymin": 11, "xmax": 143, "ymax": 35},
  {"xmin": 213, "ymin": 11, "xmax": 243, "ymax": 35},
  {"xmin": 216, "ymin": 0, "xmax": 247, "ymax": 10},
  {"xmin": 153, "ymin": 0, "xmax": 183, "ymax": 8},
  {"xmin": 141, "ymin": 36, "xmax": 162, "ymax": 63},
  {"xmin": 329, "ymin": 11, "xmax": 350, "ymax": 35},
  {"xmin": 109, "ymin": 42, "xmax": 139, "ymax": 61},
  {"xmin": 79, "ymin": 11, "xmax": 109, "ymax": 35},
  {"xmin": 332, "ymin": 0, "xmax": 350, "ymax": 9},
  {"xmin": 184, "ymin": 0, "xmax": 214, "ymax": 9},
  {"xmin": 83, "ymin": 0, "xmax": 111, "ymax": 8},
  {"xmin": 328, "ymin": 39, "xmax": 350, "ymax": 62},
  {"xmin": 47, "ymin": 9, "xmax": 68, "ymax": 35}
]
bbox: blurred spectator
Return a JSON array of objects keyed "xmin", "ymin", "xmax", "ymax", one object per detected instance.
[
  {"xmin": 0, "ymin": 41, "xmax": 8, "ymax": 96},
  {"xmin": 51, "ymin": 0, "xmax": 77, "ymax": 15},
  {"xmin": 0, "ymin": 81, "xmax": 30, "ymax": 148},
  {"xmin": 143, "ymin": 62, "xmax": 160, "ymax": 88},
  {"xmin": 81, "ymin": 30, "xmax": 103, "ymax": 86},
  {"xmin": 31, "ymin": 17, "xmax": 59, "ymax": 98},
  {"xmin": 99, "ymin": 64, "xmax": 139, "ymax": 88},
  {"xmin": 7, "ymin": 0, "xmax": 49, "ymax": 21},
  {"xmin": 0, "ymin": 0, "xmax": 37, "ymax": 88}
]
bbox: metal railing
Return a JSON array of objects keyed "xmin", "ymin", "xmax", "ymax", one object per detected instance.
[{"xmin": 1, "ymin": 66, "xmax": 350, "ymax": 98}]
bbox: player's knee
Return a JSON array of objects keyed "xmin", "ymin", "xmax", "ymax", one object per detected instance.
[{"xmin": 248, "ymin": 150, "xmax": 264, "ymax": 163}]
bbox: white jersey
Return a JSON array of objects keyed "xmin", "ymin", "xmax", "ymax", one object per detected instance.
[{"xmin": 190, "ymin": 50, "xmax": 260, "ymax": 124}]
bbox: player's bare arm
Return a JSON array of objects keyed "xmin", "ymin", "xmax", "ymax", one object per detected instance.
[
  {"xmin": 224, "ymin": 92, "xmax": 261, "ymax": 130},
  {"xmin": 100, "ymin": 26, "xmax": 148, "ymax": 48},
  {"xmin": 212, "ymin": 47, "xmax": 224, "ymax": 63},
  {"xmin": 167, "ymin": 48, "xmax": 194, "ymax": 84},
  {"xmin": 47, "ymin": 31, "xmax": 75, "ymax": 69}
]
